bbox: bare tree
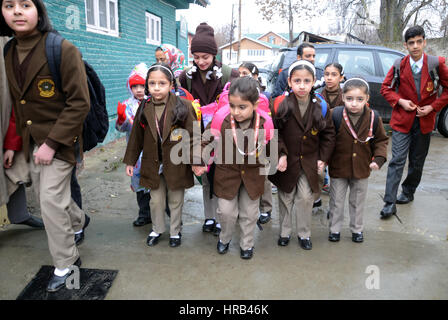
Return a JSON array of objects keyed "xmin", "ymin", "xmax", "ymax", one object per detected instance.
[{"xmin": 255, "ymin": 0, "xmax": 321, "ymax": 46}]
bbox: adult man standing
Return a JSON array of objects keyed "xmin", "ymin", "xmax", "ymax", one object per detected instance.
[
  {"xmin": 380, "ymin": 26, "xmax": 448, "ymax": 218},
  {"xmin": 271, "ymin": 42, "xmax": 324, "ymax": 99}
]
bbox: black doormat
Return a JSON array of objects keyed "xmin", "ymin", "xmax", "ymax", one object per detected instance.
[{"xmin": 16, "ymin": 266, "xmax": 118, "ymax": 300}]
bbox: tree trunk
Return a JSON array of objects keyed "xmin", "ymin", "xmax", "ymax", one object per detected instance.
[
  {"xmin": 378, "ymin": 0, "xmax": 409, "ymax": 43},
  {"xmin": 288, "ymin": 0, "xmax": 294, "ymax": 47}
]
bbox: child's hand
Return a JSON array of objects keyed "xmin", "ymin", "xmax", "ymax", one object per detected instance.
[
  {"xmin": 117, "ymin": 102, "xmax": 126, "ymax": 124},
  {"xmin": 317, "ymin": 160, "xmax": 325, "ymax": 174},
  {"xmin": 369, "ymin": 162, "xmax": 379, "ymax": 171},
  {"xmin": 126, "ymin": 165, "xmax": 134, "ymax": 177},
  {"xmin": 277, "ymin": 155, "xmax": 287, "ymax": 172},
  {"xmin": 3, "ymin": 150, "xmax": 15, "ymax": 169},
  {"xmin": 399, "ymin": 99, "xmax": 418, "ymax": 112},
  {"xmin": 192, "ymin": 165, "xmax": 206, "ymax": 176},
  {"xmin": 33, "ymin": 143, "xmax": 55, "ymax": 166}
]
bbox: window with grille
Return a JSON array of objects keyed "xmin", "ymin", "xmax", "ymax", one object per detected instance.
[
  {"xmin": 85, "ymin": 0, "xmax": 119, "ymax": 36},
  {"xmin": 146, "ymin": 12, "xmax": 161, "ymax": 46}
]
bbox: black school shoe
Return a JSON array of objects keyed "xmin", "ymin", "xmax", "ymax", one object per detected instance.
[
  {"xmin": 277, "ymin": 236, "xmax": 290, "ymax": 246},
  {"xmin": 352, "ymin": 232, "xmax": 364, "ymax": 243},
  {"xmin": 258, "ymin": 212, "xmax": 272, "ymax": 224},
  {"xmin": 240, "ymin": 247, "xmax": 254, "ymax": 260},
  {"xmin": 18, "ymin": 215, "xmax": 45, "ymax": 229},
  {"xmin": 217, "ymin": 240, "xmax": 230, "ymax": 254},
  {"xmin": 46, "ymin": 258, "xmax": 82, "ymax": 293},
  {"xmin": 147, "ymin": 233, "xmax": 162, "ymax": 246},
  {"xmin": 202, "ymin": 219, "xmax": 216, "ymax": 233},
  {"xmin": 75, "ymin": 214, "xmax": 90, "ymax": 245},
  {"xmin": 328, "ymin": 232, "xmax": 340, "ymax": 242},
  {"xmin": 299, "ymin": 237, "xmax": 312, "ymax": 250},
  {"xmin": 133, "ymin": 216, "xmax": 151, "ymax": 227},
  {"xmin": 396, "ymin": 192, "xmax": 414, "ymax": 204},
  {"xmin": 169, "ymin": 233, "xmax": 182, "ymax": 248},
  {"xmin": 380, "ymin": 202, "xmax": 396, "ymax": 219},
  {"xmin": 213, "ymin": 224, "xmax": 221, "ymax": 236}
]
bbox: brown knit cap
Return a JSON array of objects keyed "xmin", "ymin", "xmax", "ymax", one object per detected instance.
[{"xmin": 191, "ymin": 23, "xmax": 218, "ymax": 55}]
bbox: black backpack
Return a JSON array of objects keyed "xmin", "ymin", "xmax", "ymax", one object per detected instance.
[
  {"xmin": 4, "ymin": 31, "xmax": 108, "ymax": 153},
  {"xmin": 389, "ymin": 55, "xmax": 441, "ymax": 97}
]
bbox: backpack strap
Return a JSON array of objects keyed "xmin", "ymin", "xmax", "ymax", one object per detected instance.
[
  {"xmin": 3, "ymin": 38, "xmax": 14, "ymax": 58},
  {"xmin": 332, "ymin": 106, "xmax": 344, "ymax": 132},
  {"xmin": 273, "ymin": 95, "xmax": 286, "ymax": 115},
  {"xmin": 45, "ymin": 31, "xmax": 65, "ymax": 92},
  {"xmin": 389, "ymin": 57, "xmax": 403, "ymax": 92},
  {"xmin": 315, "ymin": 92, "xmax": 327, "ymax": 117},
  {"xmin": 372, "ymin": 109, "xmax": 379, "ymax": 134},
  {"xmin": 256, "ymin": 108, "xmax": 274, "ymax": 143},
  {"xmin": 427, "ymin": 55, "xmax": 440, "ymax": 95}
]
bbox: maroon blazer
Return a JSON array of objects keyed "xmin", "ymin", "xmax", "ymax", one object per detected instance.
[{"xmin": 381, "ymin": 54, "xmax": 448, "ymax": 134}]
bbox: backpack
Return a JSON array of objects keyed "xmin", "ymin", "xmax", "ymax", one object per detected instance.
[
  {"xmin": 4, "ymin": 31, "xmax": 109, "ymax": 153},
  {"xmin": 184, "ymin": 64, "xmax": 233, "ymax": 93},
  {"xmin": 389, "ymin": 55, "xmax": 441, "ymax": 96},
  {"xmin": 273, "ymin": 92, "xmax": 328, "ymax": 117},
  {"xmin": 332, "ymin": 105, "xmax": 379, "ymax": 134}
]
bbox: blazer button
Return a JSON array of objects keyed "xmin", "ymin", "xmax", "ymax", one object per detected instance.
[
  {"xmin": 353, "ymin": 153, "xmax": 357, "ymax": 157},
  {"xmin": 300, "ymin": 155, "xmax": 303, "ymax": 159},
  {"xmin": 73, "ymin": 136, "xmax": 78, "ymax": 143},
  {"xmin": 354, "ymin": 140, "xmax": 358, "ymax": 144},
  {"xmin": 303, "ymin": 136, "xmax": 307, "ymax": 140},
  {"xmin": 26, "ymin": 120, "xmax": 32, "ymax": 126},
  {"xmin": 20, "ymin": 100, "xmax": 26, "ymax": 105},
  {"xmin": 241, "ymin": 170, "xmax": 245, "ymax": 174}
]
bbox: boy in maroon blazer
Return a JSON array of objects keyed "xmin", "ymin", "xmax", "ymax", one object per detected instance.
[{"xmin": 380, "ymin": 25, "xmax": 448, "ymax": 218}]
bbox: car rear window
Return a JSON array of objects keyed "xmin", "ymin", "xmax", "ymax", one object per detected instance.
[
  {"xmin": 378, "ymin": 51, "xmax": 404, "ymax": 76},
  {"xmin": 336, "ymin": 49, "xmax": 375, "ymax": 76}
]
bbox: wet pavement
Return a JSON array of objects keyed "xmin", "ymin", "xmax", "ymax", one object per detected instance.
[{"xmin": 1, "ymin": 132, "xmax": 447, "ymax": 300}]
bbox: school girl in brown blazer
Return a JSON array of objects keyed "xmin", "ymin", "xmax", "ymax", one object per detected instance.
[
  {"xmin": 1, "ymin": 0, "xmax": 89, "ymax": 292},
  {"xmin": 328, "ymin": 78, "xmax": 388, "ymax": 243},
  {"xmin": 269, "ymin": 60, "xmax": 335, "ymax": 250},
  {"xmin": 123, "ymin": 63, "xmax": 202, "ymax": 248}
]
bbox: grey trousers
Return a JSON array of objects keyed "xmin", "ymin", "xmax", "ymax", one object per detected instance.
[
  {"xmin": 201, "ymin": 172, "xmax": 219, "ymax": 222},
  {"xmin": 259, "ymin": 177, "xmax": 273, "ymax": 213},
  {"xmin": 217, "ymin": 184, "xmax": 260, "ymax": 250},
  {"xmin": 277, "ymin": 173, "xmax": 314, "ymax": 239},
  {"xmin": 150, "ymin": 174, "xmax": 184, "ymax": 236},
  {"xmin": 328, "ymin": 177, "xmax": 368, "ymax": 234},
  {"xmin": 384, "ymin": 118, "xmax": 431, "ymax": 203},
  {"xmin": 6, "ymin": 184, "xmax": 31, "ymax": 224}
]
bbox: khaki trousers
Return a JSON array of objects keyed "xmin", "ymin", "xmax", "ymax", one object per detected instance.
[
  {"xmin": 201, "ymin": 172, "xmax": 219, "ymax": 222},
  {"xmin": 29, "ymin": 148, "xmax": 85, "ymax": 270},
  {"xmin": 277, "ymin": 173, "xmax": 314, "ymax": 239},
  {"xmin": 259, "ymin": 177, "xmax": 273, "ymax": 213},
  {"xmin": 328, "ymin": 177, "xmax": 368, "ymax": 234},
  {"xmin": 217, "ymin": 184, "xmax": 260, "ymax": 250},
  {"xmin": 150, "ymin": 174, "xmax": 185, "ymax": 236}
]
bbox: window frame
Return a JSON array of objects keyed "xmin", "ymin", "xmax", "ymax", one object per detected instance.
[
  {"xmin": 85, "ymin": 0, "xmax": 119, "ymax": 37},
  {"xmin": 146, "ymin": 12, "xmax": 162, "ymax": 46}
]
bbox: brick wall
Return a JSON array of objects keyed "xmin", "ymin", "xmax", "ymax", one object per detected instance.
[{"xmin": 43, "ymin": 0, "xmax": 179, "ymax": 144}]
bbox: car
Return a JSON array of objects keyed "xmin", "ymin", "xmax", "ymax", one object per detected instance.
[{"xmin": 260, "ymin": 43, "xmax": 448, "ymax": 137}]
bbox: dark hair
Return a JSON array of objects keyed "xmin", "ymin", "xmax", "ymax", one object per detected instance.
[
  {"xmin": 297, "ymin": 42, "xmax": 314, "ymax": 57},
  {"xmin": 276, "ymin": 63, "xmax": 326, "ymax": 131},
  {"xmin": 155, "ymin": 46, "xmax": 163, "ymax": 52},
  {"xmin": 229, "ymin": 76, "xmax": 260, "ymax": 105},
  {"xmin": 342, "ymin": 77, "xmax": 370, "ymax": 95},
  {"xmin": 324, "ymin": 62, "xmax": 344, "ymax": 76},
  {"xmin": 404, "ymin": 25, "xmax": 425, "ymax": 42},
  {"xmin": 0, "ymin": 0, "xmax": 53, "ymax": 37},
  {"xmin": 239, "ymin": 62, "xmax": 259, "ymax": 76}
]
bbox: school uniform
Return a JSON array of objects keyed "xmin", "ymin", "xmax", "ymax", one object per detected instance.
[
  {"xmin": 123, "ymin": 92, "xmax": 199, "ymax": 237},
  {"xmin": 381, "ymin": 54, "xmax": 448, "ymax": 204},
  {"xmin": 4, "ymin": 31, "xmax": 89, "ymax": 269},
  {"xmin": 269, "ymin": 94, "xmax": 335, "ymax": 239},
  {"xmin": 328, "ymin": 106, "xmax": 388, "ymax": 234},
  {"xmin": 204, "ymin": 113, "xmax": 269, "ymax": 250},
  {"xmin": 320, "ymin": 86, "xmax": 344, "ymax": 110}
]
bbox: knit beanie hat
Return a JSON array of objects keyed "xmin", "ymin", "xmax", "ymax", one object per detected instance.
[{"xmin": 191, "ymin": 23, "xmax": 218, "ymax": 56}]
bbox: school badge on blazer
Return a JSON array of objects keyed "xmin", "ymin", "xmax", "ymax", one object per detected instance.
[
  {"xmin": 426, "ymin": 81, "xmax": 434, "ymax": 92},
  {"xmin": 38, "ymin": 79, "xmax": 55, "ymax": 98},
  {"xmin": 170, "ymin": 127, "xmax": 182, "ymax": 141},
  {"xmin": 311, "ymin": 128, "xmax": 318, "ymax": 135}
]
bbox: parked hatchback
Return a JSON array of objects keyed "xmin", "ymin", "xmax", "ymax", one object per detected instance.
[{"xmin": 260, "ymin": 43, "xmax": 448, "ymax": 137}]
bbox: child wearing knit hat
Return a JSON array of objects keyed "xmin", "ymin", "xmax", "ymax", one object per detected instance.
[
  {"xmin": 116, "ymin": 63, "xmax": 153, "ymax": 227},
  {"xmin": 179, "ymin": 23, "xmax": 239, "ymax": 237}
]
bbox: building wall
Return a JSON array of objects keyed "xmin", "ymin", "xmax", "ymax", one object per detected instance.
[
  {"xmin": 43, "ymin": 0, "xmax": 180, "ymax": 144},
  {"xmin": 258, "ymin": 32, "xmax": 288, "ymax": 46}
]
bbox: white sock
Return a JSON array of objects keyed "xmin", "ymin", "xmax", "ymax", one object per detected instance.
[
  {"xmin": 54, "ymin": 268, "xmax": 70, "ymax": 277},
  {"xmin": 74, "ymin": 229, "xmax": 83, "ymax": 235},
  {"xmin": 260, "ymin": 212, "xmax": 269, "ymax": 217},
  {"xmin": 149, "ymin": 231, "xmax": 159, "ymax": 237},
  {"xmin": 170, "ymin": 235, "xmax": 180, "ymax": 239},
  {"xmin": 205, "ymin": 220, "xmax": 215, "ymax": 225},
  {"xmin": 215, "ymin": 223, "xmax": 221, "ymax": 229},
  {"xmin": 314, "ymin": 199, "xmax": 321, "ymax": 203}
]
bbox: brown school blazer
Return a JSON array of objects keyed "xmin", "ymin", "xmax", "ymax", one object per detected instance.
[
  {"xmin": 328, "ymin": 106, "xmax": 389, "ymax": 179},
  {"xmin": 4, "ymin": 32, "xmax": 90, "ymax": 165},
  {"xmin": 204, "ymin": 113, "xmax": 269, "ymax": 201},
  {"xmin": 269, "ymin": 95, "xmax": 336, "ymax": 194},
  {"xmin": 320, "ymin": 86, "xmax": 343, "ymax": 110},
  {"xmin": 123, "ymin": 92, "xmax": 200, "ymax": 190}
]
